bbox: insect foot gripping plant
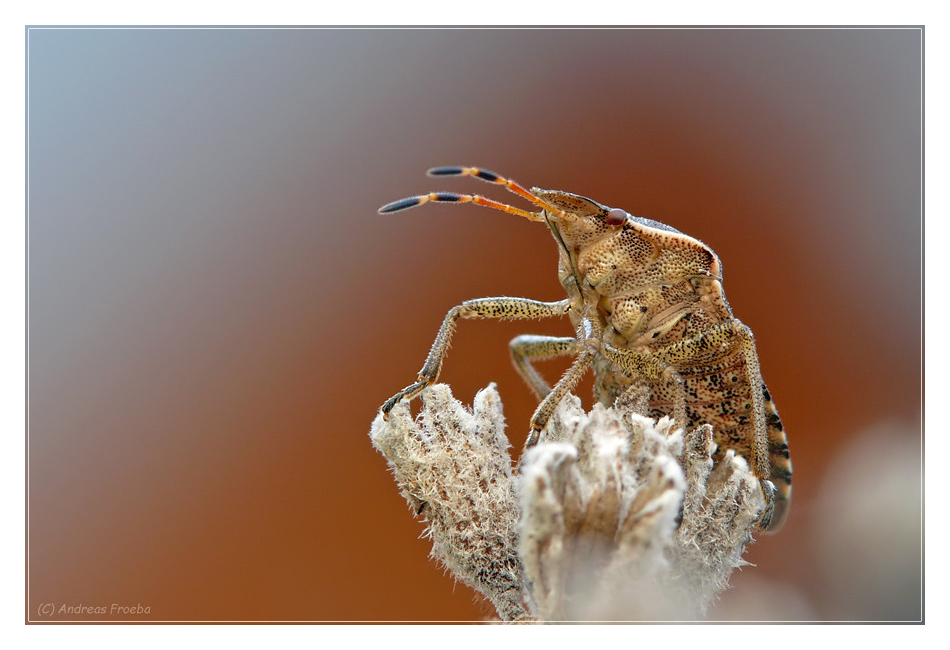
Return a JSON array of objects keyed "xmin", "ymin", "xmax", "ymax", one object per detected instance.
[{"xmin": 370, "ymin": 167, "xmax": 792, "ymax": 620}]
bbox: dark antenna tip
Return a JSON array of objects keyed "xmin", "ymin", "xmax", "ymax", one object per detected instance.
[
  {"xmin": 378, "ymin": 197, "xmax": 421, "ymax": 214},
  {"xmin": 427, "ymin": 166, "xmax": 465, "ymax": 177},
  {"xmin": 428, "ymin": 166, "xmax": 503, "ymax": 184}
]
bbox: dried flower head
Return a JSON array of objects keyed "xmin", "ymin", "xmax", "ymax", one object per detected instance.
[{"xmin": 369, "ymin": 384, "xmax": 766, "ymax": 622}]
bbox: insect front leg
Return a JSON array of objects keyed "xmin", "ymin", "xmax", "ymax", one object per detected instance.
[
  {"xmin": 381, "ymin": 298, "xmax": 571, "ymax": 415},
  {"xmin": 509, "ymin": 335, "xmax": 583, "ymax": 400}
]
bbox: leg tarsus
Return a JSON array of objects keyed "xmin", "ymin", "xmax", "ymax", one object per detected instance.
[
  {"xmin": 756, "ymin": 478, "xmax": 777, "ymax": 531},
  {"xmin": 381, "ymin": 380, "xmax": 428, "ymax": 416}
]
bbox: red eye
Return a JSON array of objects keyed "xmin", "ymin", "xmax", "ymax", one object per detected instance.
[{"xmin": 605, "ymin": 208, "xmax": 628, "ymax": 226}]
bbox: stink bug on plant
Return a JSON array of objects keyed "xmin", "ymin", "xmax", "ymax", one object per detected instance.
[{"xmin": 378, "ymin": 166, "xmax": 791, "ymax": 532}]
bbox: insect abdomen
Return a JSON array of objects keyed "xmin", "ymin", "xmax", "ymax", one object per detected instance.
[{"xmin": 763, "ymin": 389, "xmax": 792, "ymax": 530}]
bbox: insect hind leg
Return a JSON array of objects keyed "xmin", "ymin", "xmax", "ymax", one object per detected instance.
[{"xmin": 599, "ymin": 342, "xmax": 689, "ymax": 434}]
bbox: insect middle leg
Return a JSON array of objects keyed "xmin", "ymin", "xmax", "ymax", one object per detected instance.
[
  {"xmin": 523, "ymin": 343, "xmax": 597, "ymax": 448},
  {"xmin": 381, "ymin": 297, "xmax": 571, "ymax": 415},
  {"xmin": 509, "ymin": 335, "xmax": 583, "ymax": 400}
]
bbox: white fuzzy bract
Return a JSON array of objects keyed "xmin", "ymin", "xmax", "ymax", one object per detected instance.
[{"xmin": 370, "ymin": 384, "xmax": 765, "ymax": 622}]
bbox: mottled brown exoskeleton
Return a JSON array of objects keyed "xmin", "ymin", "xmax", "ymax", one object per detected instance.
[{"xmin": 379, "ymin": 167, "xmax": 791, "ymax": 532}]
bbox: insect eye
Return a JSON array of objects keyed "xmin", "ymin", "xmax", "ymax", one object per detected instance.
[{"xmin": 605, "ymin": 208, "xmax": 628, "ymax": 226}]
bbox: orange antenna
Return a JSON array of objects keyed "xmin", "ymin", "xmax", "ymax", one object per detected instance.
[{"xmin": 377, "ymin": 166, "xmax": 565, "ymax": 222}]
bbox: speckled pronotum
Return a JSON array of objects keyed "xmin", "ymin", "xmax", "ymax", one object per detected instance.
[{"xmin": 378, "ymin": 166, "xmax": 791, "ymax": 531}]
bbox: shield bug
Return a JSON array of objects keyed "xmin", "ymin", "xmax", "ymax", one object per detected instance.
[{"xmin": 378, "ymin": 166, "xmax": 791, "ymax": 532}]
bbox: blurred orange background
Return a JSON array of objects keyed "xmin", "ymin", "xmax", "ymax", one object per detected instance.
[{"xmin": 27, "ymin": 27, "xmax": 921, "ymax": 621}]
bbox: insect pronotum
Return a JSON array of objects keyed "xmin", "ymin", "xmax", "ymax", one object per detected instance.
[{"xmin": 378, "ymin": 166, "xmax": 791, "ymax": 532}]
